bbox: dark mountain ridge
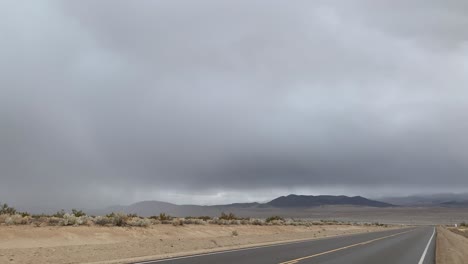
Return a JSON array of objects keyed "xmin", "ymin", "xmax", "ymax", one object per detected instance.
[{"xmin": 267, "ymin": 194, "xmax": 393, "ymax": 208}]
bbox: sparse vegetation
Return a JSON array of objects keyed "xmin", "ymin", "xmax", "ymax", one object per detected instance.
[
  {"xmin": 94, "ymin": 216, "xmax": 111, "ymax": 226},
  {"xmin": 266, "ymin": 216, "xmax": 284, "ymax": 223},
  {"xmin": 219, "ymin": 212, "xmax": 238, "ymax": 220},
  {"xmin": 111, "ymin": 212, "xmax": 128, "ymax": 226},
  {"xmin": 159, "ymin": 213, "xmax": 172, "ymax": 221},
  {"xmin": 0, "ymin": 203, "xmax": 17, "ymax": 215},
  {"xmin": 53, "ymin": 209, "xmax": 66, "ymax": 218},
  {"xmin": 71, "ymin": 209, "xmax": 86, "ymax": 217},
  {"xmin": 186, "ymin": 216, "xmax": 212, "ymax": 221},
  {"xmin": 127, "ymin": 217, "xmax": 151, "ymax": 227},
  {"xmin": 0, "ymin": 204, "xmax": 393, "ymax": 228}
]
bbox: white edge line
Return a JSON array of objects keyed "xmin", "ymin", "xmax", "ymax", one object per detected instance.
[
  {"xmin": 132, "ymin": 238, "xmax": 332, "ymax": 264},
  {"xmin": 418, "ymin": 227, "xmax": 435, "ymax": 264},
  {"xmin": 134, "ymin": 228, "xmax": 413, "ymax": 264}
]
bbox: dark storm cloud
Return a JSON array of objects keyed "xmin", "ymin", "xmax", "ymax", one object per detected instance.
[{"xmin": 1, "ymin": 0, "xmax": 468, "ymax": 208}]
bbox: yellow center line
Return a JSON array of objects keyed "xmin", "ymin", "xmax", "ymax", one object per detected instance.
[{"xmin": 278, "ymin": 229, "xmax": 414, "ymax": 264}]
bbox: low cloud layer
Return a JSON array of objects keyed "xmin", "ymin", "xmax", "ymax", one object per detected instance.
[{"xmin": 1, "ymin": 1, "xmax": 468, "ymax": 208}]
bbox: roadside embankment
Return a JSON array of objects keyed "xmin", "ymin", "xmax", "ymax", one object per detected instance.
[
  {"xmin": 436, "ymin": 226, "xmax": 468, "ymax": 264},
  {"xmin": 0, "ymin": 224, "xmax": 395, "ymax": 264}
]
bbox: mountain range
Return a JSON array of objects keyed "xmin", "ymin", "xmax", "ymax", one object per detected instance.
[
  {"xmin": 377, "ymin": 193, "xmax": 468, "ymax": 207},
  {"xmin": 90, "ymin": 194, "xmax": 394, "ymax": 217}
]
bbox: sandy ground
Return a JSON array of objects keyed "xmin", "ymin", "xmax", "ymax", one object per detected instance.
[
  {"xmin": 436, "ymin": 226, "xmax": 468, "ymax": 264},
  {"xmin": 0, "ymin": 224, "xmax": 392, "ymax": 264}
]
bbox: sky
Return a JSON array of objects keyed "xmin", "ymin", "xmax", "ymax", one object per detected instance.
[{"xmin": 1, "ymin": 0, "xmax": 468, "ymax": 209}]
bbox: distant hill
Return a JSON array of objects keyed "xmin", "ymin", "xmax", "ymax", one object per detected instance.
[
  {"xmin": 267, "ymin": 194, "xmax": 393, "ymax": 208},
  {"xmin": 439, "ymin": 200, "xmax": 468, "ymax": 208},
  {"xmin": 378, "ymin": 193, "xmax": 468, "ymax": 207}
]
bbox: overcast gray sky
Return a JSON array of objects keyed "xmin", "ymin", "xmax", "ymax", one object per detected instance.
[{"xmin": 2, "ymin": 0, "xmax": 468, "ymax": 209}]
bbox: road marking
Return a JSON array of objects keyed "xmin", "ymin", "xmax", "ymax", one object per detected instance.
[
  {"xmin": 133, "ymin": 229, "xmax": 411, "ymax": 264},
  {"xmin": 132, "ymin": 237, "xmax": 354, "ymax": 264},
  {"xmin": 278, "ymin": 229, "xmax": 414, "ymax": 264},
  {"xmin": 418, "ymin": 227, "xmax": 435, "ymax": 264}
]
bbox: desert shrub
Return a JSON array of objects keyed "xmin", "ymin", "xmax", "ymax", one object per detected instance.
[
  {"xmin": 111, "ymin": 212, "xmax": 128, "ymax": 226},
  {"xmin": 268, "ymin": 220, "xmax": 285, "ymax": 226},
  {"xmin": 266, "ymin": 216, "xmax": 284, "ymax": 223},
  {"xmin": 232, "ymin": 230, "xmax": 238, "ymax": 236},
  {"xmin": 0, "ymin": 204, "xmax": 17, "ymax": 215},
  {"xmin": 59, "ymin": 213, "xmax": 77, "ymax": 226},
  {"xmin": 183, "ymin": 218, "xmax": 207, "ymax": 225},
  {"xmin": 48, "ymin": 217, "xmax": 62, "ymax": 226},
  {"xmin": 249, "ymin": 218, "xmax": 265, "ymax": 225},
  {"xmin": 127, "ymin": 213, "xmax": 139, "ymax": 218},
  {"xmin": 172, "ymin": 218, "xmax": 184, "ymax": 226},
  {"xmin": 53, "ymin": 210, "xmax": 66, "ymax": 218},
  {"xmin": 151, "ymin": 219, "xmax": 161, "ymax": 225},
  {"xmin": 219, "ymin": 212, "xmax": 237, "ymax": 220},
  {"xmin": 94, "ymin": 216, "xmax": 112, "ymax": 226},
  {"xmin": 106, "ymin": 212, "xmax": 116, "ymax": 218},
  {"xmin": 76, "ymin": 216, "xmax": 90, "ymax": 225},
  {"xmin": 460, "ymin": 222, "xmax": 467, "ymax": 227},
  {"xmin": 209, "ymin": 218, "xmax": 226, "ymax": 225},
  {"xmin": 240, "ymin": 219, "xmax": 249, "ymax": 225},
  {"xmin": 186, "ymin": 216, "xmax": 212, "ymax": 221},
  {"xmin": 0, "ymin": 214, "xmax": 8, "ymax": 224},
  {"xmin": 5, "ymin": 214, "xmax": 29, "ymax": 225},
  {"xmin": 71, "ymin": 209, "xmax": 86, "ymax": 217},
  {"xmin": 19, "ymin": 212, "xmax": 30, "ymax": 217},
  {"xmin": 159, "ymin": 213, "xmax": 172, "ymax": 221},
  {"xmin": 127, "ymin": 217, "xmax": 151, "ymax": 227},
  {"xmin": 373, "ymin": 222, "xmax": 385, "ymax": 227},
  {"xmin": 31, "ymin": 216, "xmax": 49, "ymax": 227},
  {"xmin": 199, "ymin": 216, "xmax": 213, "ymax": 221},
  {"xmin": 32, "ymin": 214, "xmax": 51, "ymax": 219}
]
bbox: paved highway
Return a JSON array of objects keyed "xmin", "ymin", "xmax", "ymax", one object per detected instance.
[{"xmin": 134, "ymin": 226, "xmax": 435, "ymax": 264}]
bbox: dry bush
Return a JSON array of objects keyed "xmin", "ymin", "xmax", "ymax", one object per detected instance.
[
  {"xmin": 71, "ymin": 209, "xmax": 86, "ymax": 217},
  {"xmin": 59, "ymin": 214, "xmax": 78, "ymax": 226},
  {"xmin": 94, "ymin": 216, "xmax": 112, "ymax": 226},
  {"xmin": 31, "ymin": 216, "xmax": 49, "ymax": 227},
  {"xmin": 158, "ymin": 213, "xmax": 172, "ymax": 221},
  {"xmin": 127, "ymin": 217, "xmax": 151, "ymax": 227},
  {"xmin": 0, "ymin": 214, "xmax": 8, "ymax": 224},
  {"xmin": 186, "ymin": 216, "xmax": 212, "ymax": 221},
  {"xmin": 266, "ymin": 216, "xmax": 284, "ymax": 223},
  {"xmin": 267, "ymin": 220, "xmax": 285, "ymax": 225},
  {"xmin": 48, "ymin": 217, "xmax": 62, "ymax": 226},
  {"xmin": 249, "ymin": 218, "xmax": 265, "ymax": 225},
  {"xmin": 0, "ymin": 204, "xmax": 17, "ymax": 215},
  {"xmin": 151, "ymin": 219, "xmax": 161, "ymax": 225},
  {"xmin": 172, "ymin": 218, "xmax": 184, "ymax": 226},
  {"xmin": 109, "ymin": 212, "xmax": 128, "ymax": 226},
  {"xmin": 209, "ymin": 218, "xmax": 226, "ymax": 225},
  {"xmin": 5, "ymin": 214, "xmax": 29, "ymax": 225},
  {"xmin": 219, "ymin": 212, "xmax": 238, "ymax": 220},
  {"xmin": 183, "ymin": 218, "xmax": 207, "ymax": 225},
  {"xmin": 240, "ymin": 219, "xmax": 250, "ymax": 225}
]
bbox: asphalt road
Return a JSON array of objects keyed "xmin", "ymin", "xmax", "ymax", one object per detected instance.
[{"xmin": 134, "ymin": 226, "xmax": 435, "ymax": 264}]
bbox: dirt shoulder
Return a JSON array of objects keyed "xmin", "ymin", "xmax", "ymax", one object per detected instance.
[
  {"xmin": 436, "ymin": 226, "xmax": 468, "ymax": 264},
  {"xmin": 0, "ymin": 224, "xmax": 396, "ymax": 264}
]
